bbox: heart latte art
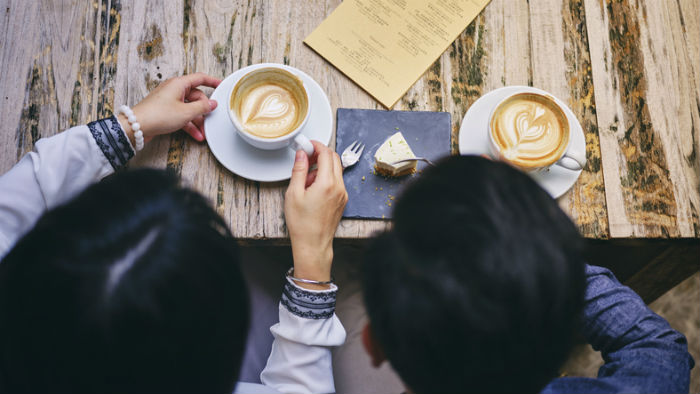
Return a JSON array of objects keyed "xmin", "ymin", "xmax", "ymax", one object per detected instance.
[
  {"xmin": 238, "ymin": 84, "xmax": 299, "ymax": 138},
  {"xmin": 490, "ymin": 93, "xmax": 569, "ymax": 169},
  {"xmin": 230, "ymin": 68, "xmax": 308, "ymax": 139}
]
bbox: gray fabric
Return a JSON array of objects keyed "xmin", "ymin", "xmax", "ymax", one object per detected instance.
[{"xmin": 542, "ymin": 265, "xmax": 694, "ymax": 393}]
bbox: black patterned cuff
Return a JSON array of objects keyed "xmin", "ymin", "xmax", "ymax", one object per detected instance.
[
  {"xmin": 87, "ymin": 116, "xmax": 134, "ymax": 170},
  {"xmin": 281, "ymin": 279, "xmax": 337, "ymax": 320}
]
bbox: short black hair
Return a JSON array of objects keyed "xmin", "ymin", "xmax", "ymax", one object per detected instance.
[
  {"xmin": 0, "ymin": 169, "xmax": 249, "ymax": 393},
  {"xmin": 362, "ymin": 156, "xmax": 585, "ymax": 394}
]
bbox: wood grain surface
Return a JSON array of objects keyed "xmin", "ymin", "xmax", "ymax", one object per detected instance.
[{"xmin": 0, "ymin": 0, "xmax": 698, "ymax": 240}]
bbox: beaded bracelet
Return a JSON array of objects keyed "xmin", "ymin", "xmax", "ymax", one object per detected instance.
[
  {"xmin": 285, "ymin": 267, "xmax": 334, "ymax": 286},
  {"xmin": 116, "ymin": 105, "xmax": 144, "ymax": 151}
]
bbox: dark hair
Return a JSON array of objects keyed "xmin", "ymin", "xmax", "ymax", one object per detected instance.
[
  {"xmin": 362, "ymin": 156, "xmax": 585, "ymax": 394},
  {"xmin": 0, "ymin": 169, "xmax": 249, "ymax": 393}
]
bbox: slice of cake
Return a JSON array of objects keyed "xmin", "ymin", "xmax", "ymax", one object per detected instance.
[{"xmin": 374, "ymin": 132, "xmax": 417, "ymax": 177}]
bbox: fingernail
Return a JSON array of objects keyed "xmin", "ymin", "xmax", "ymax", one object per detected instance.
[
  {"xmin": 209, "ymin": 99, "xmax": 217, "ymax": 110},
  {"xmin": 295, "ymin": 150, "xmax": 304, "ymax": 162}
]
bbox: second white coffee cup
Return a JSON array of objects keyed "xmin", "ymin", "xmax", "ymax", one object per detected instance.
[{"xmin": 228, "ymin": 65, "xmax": 314, "ymax": 157}]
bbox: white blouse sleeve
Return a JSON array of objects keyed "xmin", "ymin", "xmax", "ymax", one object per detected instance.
[
  {"xmin": 260, "ymin": 278, "xmax": 347, "ymax": 394},
  {"xmin": 0, "ymin": 116, "xmax": 133, "ymax": 257}
]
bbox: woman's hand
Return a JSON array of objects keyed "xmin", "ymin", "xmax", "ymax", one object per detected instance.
[
  {"xmin": 284, "ymin": 141, "xmax": 348, "ymax": 290},
  {"xmin": 118, "ymin": 73, "xmax": 221, "ymax": 145}
]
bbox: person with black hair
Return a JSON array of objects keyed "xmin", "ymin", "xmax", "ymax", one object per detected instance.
[
  {"xmin": 358, "ymin": 156, "xmax": 694, "ymax": 394},
  {"xmin": 0, "ymin": 73, "xmax": 348, "ymax": 393}
]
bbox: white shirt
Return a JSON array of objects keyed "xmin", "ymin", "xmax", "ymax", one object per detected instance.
[{"xmin": 0, "ymin": 118, "xmax": 346, "ymax": 394}]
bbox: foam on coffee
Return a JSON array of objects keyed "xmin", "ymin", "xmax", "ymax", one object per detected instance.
[
  {"xmin": 490, "ymin": 93, "xmax": 569, "ymax": 169},
  {"xmin": 230, "ymin": 68, "xmax": 308, "ymax": 139}
]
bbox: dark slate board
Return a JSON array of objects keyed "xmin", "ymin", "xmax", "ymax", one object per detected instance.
[{"xmin": 336, "ymin": 108, "xmax": 451, "ymax": 219}]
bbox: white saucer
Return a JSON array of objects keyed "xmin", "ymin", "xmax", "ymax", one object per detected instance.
[
  {"xmin": 205, "ymin": 63, "xmax": 333, "ymax": 182},
  {"xmin": 458, "ymin": 86, "xmax": 585, "ymax": 199}
]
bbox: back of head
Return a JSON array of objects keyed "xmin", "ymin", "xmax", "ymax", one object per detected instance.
[
  {"xmin": 363, "ymin": 156, "xmax": 585, "ymax": 394},
  {"xmin": 0, "ymin": 169, "xmax": 249, "ymax": 393}
]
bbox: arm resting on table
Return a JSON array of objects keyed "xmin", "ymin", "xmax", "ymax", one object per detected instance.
[
  {"xmin": 261, "ymin": 278, "xmax": 347, "ymax": 394},
  {"xmin": 544, "ymin": 264, "xmax": 694, "ymax": 394}
]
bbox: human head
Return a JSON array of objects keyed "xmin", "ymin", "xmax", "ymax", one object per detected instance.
[
  {"xmin": 0, "ymin": 169, "xmax": 249, "ymax": 393},
  {"xmin": 362, "ymin": 156, "xmax": 585, "ymax": 393}
]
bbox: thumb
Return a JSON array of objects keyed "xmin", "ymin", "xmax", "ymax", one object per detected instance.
[{"xmin": 289, "ymin": 150, "xmax": 309, "ymax": 193}]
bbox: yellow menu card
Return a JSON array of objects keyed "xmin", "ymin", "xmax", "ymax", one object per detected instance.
[{"xmin": 305, "ymin": 0, "xmax": 491, "ymax": 108}]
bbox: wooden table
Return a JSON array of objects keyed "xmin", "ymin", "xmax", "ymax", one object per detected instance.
[{"xmin": 1, "ymin": 0, "xmax": 698, "ymax": 301}]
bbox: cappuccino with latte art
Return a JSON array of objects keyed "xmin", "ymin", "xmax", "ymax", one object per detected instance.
[
  {"xmin": 489, "ymin": 93, "xmax": 574, "ymax": 172},
  {"xmin": 230, "ymin": 68, "xmax": 309, "ymax": 139}
]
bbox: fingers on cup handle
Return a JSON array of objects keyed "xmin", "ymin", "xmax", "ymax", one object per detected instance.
[
  {"xmin": 182, "ymin": 72, "xmax": 222, "ymax": 89},
  {"xmin": 332, "ymin": 151, "xmax": 348, "ymax": 206},
  {"xmin": 315, "ymin": 144, "xmax": 335, "ymax": 180},
  {"xmin": 305, "ymin": 170, "xmax": 318, "ymax": 188},
  {"xmin": 288, "ymin": 150, "xmax": 310, "ymax": 193},
  {"xmin": 183, "ymin": 121, "xmax": 204, "ymax": 142},
  {"xmin": 332, "ymin": 151, "xmax": 343, "ymax": 180},
  {"xmin": 185, "ymin": 95, "xmax": 216, "ymax": 119},
  {"xmin": 186, "ymin": 88, "xmax": 204, "ymax": 100},
  {"xmin": 307, "ymin": 140, "xmax": 327, "ymax": 165}
]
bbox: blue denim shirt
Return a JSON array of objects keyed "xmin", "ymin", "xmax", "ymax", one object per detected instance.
[{"xmin": 541, "ymin": 265, "xmax": 695, "ymax": 394}]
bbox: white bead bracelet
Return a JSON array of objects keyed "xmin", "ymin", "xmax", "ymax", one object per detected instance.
[{"xmin": 116, "ymin": 105, "xmax": 144, "ymax": 151}]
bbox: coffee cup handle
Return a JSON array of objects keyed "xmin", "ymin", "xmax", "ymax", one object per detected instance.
[
  {"xmin": 291, "ymin": 134, "xmax": 314, "ymax": 157},
  {"xmin": 556, "ymin": 149, "xmax": 586, "ymax": 171}
]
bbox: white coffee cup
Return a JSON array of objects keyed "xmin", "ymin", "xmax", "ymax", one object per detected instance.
[
  {"xmin": 228, "ymin": 65, "xmax": 314, "ymax": 156},
  {"xmin": 487, "ymin": 91, "xmax": 585, "ymax": 173}
]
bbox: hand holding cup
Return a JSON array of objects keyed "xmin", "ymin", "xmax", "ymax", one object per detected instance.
[
  {"xmin": 118, "ymin": 73, "xmax": 222, "ymax": 145},
  {"xmin": 284, "ymin": 141, "xmax": 347, "ymax": 290}
]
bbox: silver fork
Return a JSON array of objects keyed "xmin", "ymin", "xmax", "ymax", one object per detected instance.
[
  {"xmin": 391, "ymin": 157, "xmax": 436, "ymax": 166},
  {"xmin": 341, "ymin": 140, "xmax": 365, "ymax": 169}
]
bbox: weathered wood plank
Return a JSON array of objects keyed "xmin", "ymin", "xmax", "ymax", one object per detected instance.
[
  {"xmin": 1, "ymin": 1, "xmax": 117, "ymax": 169},
  {"xmin": 114, "ymin": 0, "xmax": 184, "ymax": 169},
  {"xmin": 678, "ymin": 0, "xmax": 700, "ymax": 112},
  {"xmin": 446, "ymin": 10, "xmax": 488, "ymax": 154},
  {"xmin": 259, "ymin": 0, "xmax": 312, "ymax": 238},
  {"xmin": 631, "ymin": 0, "xmax": 700, "ymax": 237},
  {"xmin": 582, "ymin": 0, "xmax": 634, "ymax": 237},
  {"xmin": 94, "ymin": 1, "xmax": 122, "ymax": 120},
  {"xmin": 72, "ymin": 2, "xmax": 101, "ymax": 126},
  {"xmin": 0, "ymin": 1, "xmax": 41, "ymax": 173},
  {"xmin": 584, "ymin": 0, "xmax": 699, "ymax": 238},
  {"xmin": 559, "ymin": 0, "xmax": 610, "ymax": 238},
  {"xmin": 177, "ymin": 0, "xmax": 266, "ymax": 239}
]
